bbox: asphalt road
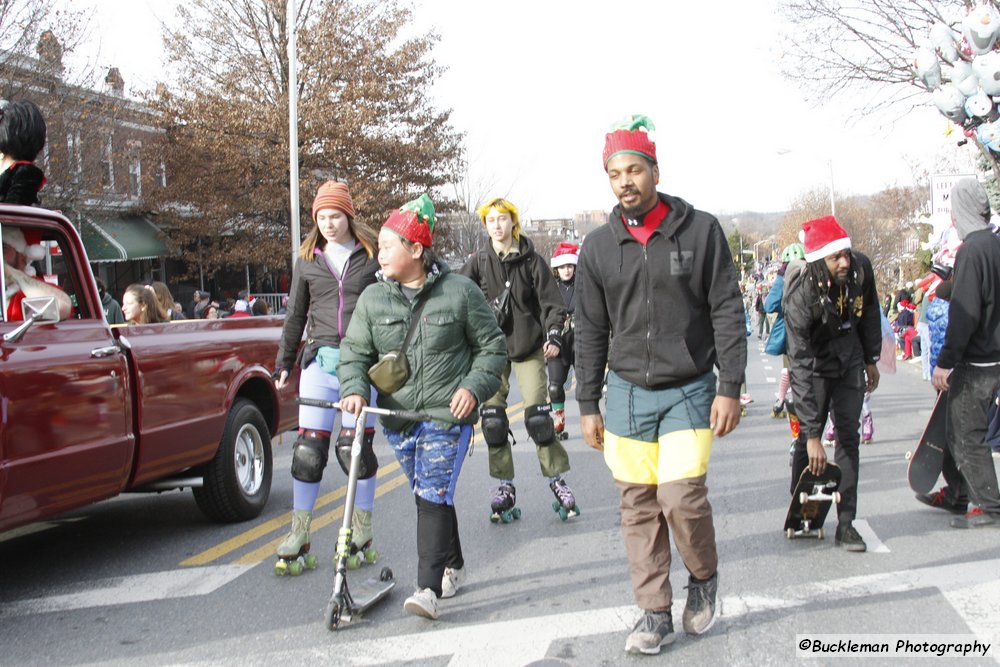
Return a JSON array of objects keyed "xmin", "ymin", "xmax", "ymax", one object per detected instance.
[{"xmin": 2, "ymin": 341, "xmax": 999, "ymax": 666}]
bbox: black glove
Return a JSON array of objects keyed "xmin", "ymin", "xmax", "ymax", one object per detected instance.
[{"xmin": 546, "ymin": 329, "xmax": 563, "ymax": 350}]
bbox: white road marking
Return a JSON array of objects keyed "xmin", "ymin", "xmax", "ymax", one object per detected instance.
[
  {"xmin": 160, "ymin": 559, "xmax": 995, "ymax": 667},
  {"xmin": 0, "ymin": 565, "xmax": 252, "ymax": 617},
  {"xmin": 765, "ymin": 377, "xmax": 776, "ymax": 383},
  {"xmin": 852, "ymin": 519, "xmax": 890, "ymax": 553}
]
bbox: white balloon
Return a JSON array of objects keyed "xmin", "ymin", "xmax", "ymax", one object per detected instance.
[
  {"xmin": 933, "ymin": 84, "xmax": 969, "ymax": 124},
  {"xmin": 973, "ymin": 51, "xmax": 1000, "ymax": 96},
  {"xmin": 915, "ymin": 47, "xmax": 942, "ymax": 89},
  {"xmin": 931, "ymin": 21, "xmax": 960, "ymax": 63},
  {"xmin": 965, "ymin": 90, "xmax": 994, "ymax": 117},
  {"xmin": 962, "ymin": 4, "xmax": 1000, "ymax": 55},
  {"xmin": 948, "ymin": 61, "xmax": 980, "ymax": 96}
]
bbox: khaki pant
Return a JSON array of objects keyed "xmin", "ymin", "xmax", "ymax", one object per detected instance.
[
  {"xmin": 485, "ymin": 348, "xmax": 571, "ymax": 479},
  {"xmin": 617, "ymin": 477, "xmax": 718, "ymax": 610}
]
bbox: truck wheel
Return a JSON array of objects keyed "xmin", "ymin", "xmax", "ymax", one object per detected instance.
[{"xmin": 194, "ymin": 398, "xmax": 272, "ymax": 522}]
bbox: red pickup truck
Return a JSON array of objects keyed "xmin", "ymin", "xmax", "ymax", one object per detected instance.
[{"xmin": 0, "ymin": 204, "xmax": 299, "ymax": 533}]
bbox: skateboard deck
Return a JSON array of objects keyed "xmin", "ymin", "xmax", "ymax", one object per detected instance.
[
  {"xmin": 784, "ymin": 463, "xmax": 841, "ymax": 539},
  {"xmin": 906, "ymin": 392, "xmax": 947, "ymax": 495}
]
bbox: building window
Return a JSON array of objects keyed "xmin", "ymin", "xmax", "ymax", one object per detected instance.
[
  {"xmin": 66, "ymin": 130, "xmax": 82, "ymax": 182},
  {"xmin": 127, "ymin": 141, "xmax": 142, "ymax": 198},
  {"xmin": 156, "ymin": 159, "xmax": 167, "ymax": 188},
  {"xmin": 101, "ymin": 135, "xmax": 114, "ymax": 190}
]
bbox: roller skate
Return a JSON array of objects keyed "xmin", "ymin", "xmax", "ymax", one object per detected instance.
[
  {"xmin": 489, "ymin": 482, "xmax": 521, "ymax": 524},
  {"xmin": 861, "ymin": 412, "xmax": 874, "ymax": 444},
  {"xmin": 549, "ymin": 477, "xmax": 581, "ymax": 521},
  {"xmin": 275, "ymin": 509, "xmax": 318, "ymax": 576},
  {"xmin": 553, "ymin": 408, "xmax": 568, "ymax": 440},
  {"xmin": 344, "ymin": 507, "xmax": 378, "ymax": 570},
  {"xmin": 822, "ymin": 421, "xmax": 836, "ymax": 448},
  {"xmin": 771, "ymin": 398, "xmax": 786, "ymax": 419},
  {"xmin": 739, "ymin": 393, "xmax": 753, "ymax": 417}
]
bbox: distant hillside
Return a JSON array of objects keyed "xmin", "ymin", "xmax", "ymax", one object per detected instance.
[{"xmin": 717, "ymin": 211, "xmax": 786, "ymax": 237}]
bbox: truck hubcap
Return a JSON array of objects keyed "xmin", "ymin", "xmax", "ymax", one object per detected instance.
[{"xmin": 234, "ymin": 424, "xmax": 265, "ymax": 495}]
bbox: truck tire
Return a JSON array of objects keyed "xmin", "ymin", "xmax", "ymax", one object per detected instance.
[{"xmin": 193, "ymin": 398, "xmax": 273, "ymax": 522}]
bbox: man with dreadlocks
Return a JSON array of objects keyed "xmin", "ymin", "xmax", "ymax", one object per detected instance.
[{"xmin": 783, "ymin": 215, "xmax": 882, "ymax": 552}]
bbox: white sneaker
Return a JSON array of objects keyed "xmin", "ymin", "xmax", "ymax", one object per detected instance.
[
  {"xmin": 404, "ymin": 587, "xmax": 439, "ymax": 619},
  {"xmin": 441, "ymin": 566, "xmax": 465, "ymax": 599}
]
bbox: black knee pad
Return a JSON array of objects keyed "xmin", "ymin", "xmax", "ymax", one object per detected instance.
[
  {"xmin": 480, "ymin": 406, "xmax": 510, "ymax": 448},
  {"xmin": 525, "ymin": 404, "xmax": 556, "ymax": 445},
  {"xmin": 335, "ymin": 427, "xmax": 379, "ymax": 479},
  {"xmin": 291, "ymin": 429, "xmax": 330, "ymax": 483},
  {"xmin": 547, "ymin": 381, "xmax": 565, "ymax": 404}
]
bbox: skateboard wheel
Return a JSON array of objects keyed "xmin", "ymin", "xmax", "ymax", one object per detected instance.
[
  {"xmin": 786, "ymin": 528, "xmax": 794, "ymax": 539},
  {"xmin": 364, "ymin": 547, "xmax": 379, "ymax": 564},
  {"xmin": 346, "ymin": 553, "xmax": 362, "ymax": 570},
  {"xmin": 799, "ymin": 492, "xmax": 809, "ymax": 505},
  {"xmin": 817, "ymin": 528, "xmax": 825, "ymax": 540},
  {"xmin": 379, "ymin": 566, "xmax": 394, "ymax": 582},
  {"xmin": 288, "ymin": 559, "xmax": 303, "ymax": 576},
  {"xmin": 832, "ymin": 492, "xmax": 842, "ymax": 504}
]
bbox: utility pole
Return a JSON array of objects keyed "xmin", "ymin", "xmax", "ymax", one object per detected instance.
[{"xmin": 287, "ymin": 0, "xmax": 300, "ymax": 264}]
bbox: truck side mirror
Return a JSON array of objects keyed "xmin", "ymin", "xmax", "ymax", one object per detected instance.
[{"xmin": 3, "ymin": 296, "xmax": 60, "ymax": 343}]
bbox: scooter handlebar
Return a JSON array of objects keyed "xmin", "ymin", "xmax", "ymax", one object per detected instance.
[{"xmin": 296, "ymin": 397, "xmax": 432, "ymax": 422}]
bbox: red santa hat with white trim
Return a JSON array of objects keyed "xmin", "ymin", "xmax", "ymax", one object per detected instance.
[
  {"xmin": 799, "ymin": 215, "xmax": 851, "ymax": 263},
  {"xmin": 550, "ymin": 242, "xmax": 579, "ymax": 268}
]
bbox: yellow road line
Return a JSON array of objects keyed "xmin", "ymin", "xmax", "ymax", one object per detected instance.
[
  {"xmin": 234, "ymin": 473, "xmax": 411, "ymax": 565},
  {"xmin": 180, "ymin": 461, "xmax": 401, "ymax": 566},
  {"xmin": 181, "ymin": 399, "xmax": 531, "ymax": 567}
]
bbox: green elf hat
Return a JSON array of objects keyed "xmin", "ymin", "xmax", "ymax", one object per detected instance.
[
  {"xmin": 602, "ymin": 114, "xmax": 657, "ymax": 170},
  {"xmin": 383, "ymin": 193, "xmax": 436, "ymax": 247}
]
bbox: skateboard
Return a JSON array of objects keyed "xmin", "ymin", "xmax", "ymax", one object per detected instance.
[
  {"xmin": 784, "ymin": 463, "xmax": 841, "ymax": 540},
  {"xmin": 905, "ymin": 392, "xmax": 948, "ymax": 495},
  {"xmin": 297, "ymin": 398, "xmax": 433, "ymax": 630}
]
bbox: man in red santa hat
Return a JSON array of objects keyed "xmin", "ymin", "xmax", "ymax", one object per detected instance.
[
  {"xmin": 783, "ymin": 215, "xmax": 882, "ymax": 552},
  {"xmin": 3, "ymin": 226, "xmax": 71, "ymax": 320}
]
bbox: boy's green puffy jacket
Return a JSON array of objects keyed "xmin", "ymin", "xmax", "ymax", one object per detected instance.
[{"xmin": 338, "ymin": 263, "xmax": 507, "ymax": 431}]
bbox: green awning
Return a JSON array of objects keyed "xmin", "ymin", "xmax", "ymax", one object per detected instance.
[{"xmin": 82, "ymin": 215, "xmax": 168, "ymax": 263}]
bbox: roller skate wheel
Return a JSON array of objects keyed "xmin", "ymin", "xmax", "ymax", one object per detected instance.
[
  {"xmin": 274, "ymin": 560, "xmax": 289, "ymax": 576},
  {"xmin": 346, "ymin": 553, "xmax": 362, "ymax": 570},
  {"xmin": 288, "ymin": 559, "xmax": 304, "ymax": 576},
  {"xmin": 490, "ymin": 513, "xmax": 501, "ymax": 524},
  {"xmin": 511, "ymin": 507, "xmax": 522, "ymax": 520},
  {"xmin": 558, "ymin": 507, "xmax": 568, "ymax": 521},
  {"xmin": 786, "ymin": 527, "xmax": 795, "ymax": 539},
  {"xmin": 304, "ymin": 553, "xmax": 318, "ymax": 570},
  {"xmin": 552, "ymin": 501, "xmax": 561, "ymax": 512},
  {"xmin": 741, "ymin": 407, "xmax": 747, "ymax": 416},
  {"xmin": 501, "ymin": 510, "xmax": 514, "ymax": 524},
  {"xmin": 364, "ymin": 547, "xmax": 379, "ymax": 564},
  {"xmin": 379, "ymin": 566, "xmax": 394, "ymax": 582}
]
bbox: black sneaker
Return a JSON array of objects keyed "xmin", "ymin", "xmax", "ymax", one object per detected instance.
[
  {"xmin": 682, "ymin": 572, "xmax": 718, "ymax": 635},
  {"xmin": 835, "ymin": 523, "xmax": 867, "ymax": 552},
  {"xmin": 916, "ymin": 488, "xmax": 968, "ymax": 515},
  {"xmin": 625, "ymin": 610, "xmax": 675, "ymax": 655},
  {"xmin": 950, "ymin": 506, "xmax": 998, "ymax": 529}
]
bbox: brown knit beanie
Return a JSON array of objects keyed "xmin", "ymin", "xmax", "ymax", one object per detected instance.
[{"xmin": 312, "ymin": 181, "xmax": 355, "ymax": 222}]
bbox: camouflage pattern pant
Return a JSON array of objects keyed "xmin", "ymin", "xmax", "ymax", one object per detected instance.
[{"xmin": 385, "ymin": 422, "xmax": 472, "ymax": 505}]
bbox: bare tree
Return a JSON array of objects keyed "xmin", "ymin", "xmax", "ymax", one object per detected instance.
[{"xmin": 147, "ymin": 0, "xmax": 463, "ymax": 279}]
